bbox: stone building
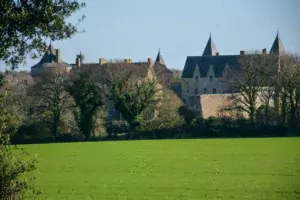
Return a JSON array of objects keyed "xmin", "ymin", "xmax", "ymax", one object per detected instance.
[
  {"xmin": 181, "ymin": 32, "xmax": 286, "ymax": 115},
  {"xmin": 31, "ymin": 43, "xmax": 72, "ymax": 77}
]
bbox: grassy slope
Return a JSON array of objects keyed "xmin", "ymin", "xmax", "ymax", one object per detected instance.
[{"xmin": 24, "ymin": 138, "xmax": 300, "ymax": 200}]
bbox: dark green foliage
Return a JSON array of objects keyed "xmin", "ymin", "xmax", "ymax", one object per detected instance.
[
  {"xmin": 178, "ymin": 106, "xmax": 199, "ymax": 125},
  {"xmin": 68, "ymin": 74, "xmax": 103, "ymax": 140},
  {"xmin": 110, "ymin": 77, "xmax": 158, "ymax": 130},
  {"xmin": 0, "ymin": 73, "xmax": 4, "ymax": 87},
  {"xmin": 0, "ymin": 0, "xmax": 85, "ymax": 68}
]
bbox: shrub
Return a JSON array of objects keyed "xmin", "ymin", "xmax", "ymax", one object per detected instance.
[{"xmin": 0, "ymin": 134, "xmax": 41, "ymax": 199}]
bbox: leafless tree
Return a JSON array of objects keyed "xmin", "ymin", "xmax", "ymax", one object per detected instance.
[
  {"xmin": 278, "ymin": 53, "xmax": 300, "ymax": 127},
  {"xmin": 226, "ymin": 51, "xmax": 278, "ymax": 124},
  {"xmin": 30, "ymin": 73, "xmax": 75, "ymax": 139}
]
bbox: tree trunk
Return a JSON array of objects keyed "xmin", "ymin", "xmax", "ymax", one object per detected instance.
[
  {"xmin": 289, "ymin": 94, "xmax": 296, "ymax": 127},
  {"xmin": 53, "ymin": 116, "xmax": 59, "ymax": 141},
  {"xmin": 265, "ymin": 104, "xmax": 269, "ymax": 125},
  {"xmin": 281, "ymin": 92, "xmax": 288, "ymax": 126},
  {"xmin": 249, "ymin": 101, "xmax": 256, "ymax": 125}
]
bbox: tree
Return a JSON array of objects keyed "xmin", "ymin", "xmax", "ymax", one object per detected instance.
[
  {"xmin": 0, "ymin": 73, "xmax": 4, "ymax": 87},
  {"xmin": 0, "ymin": 0, "xmax": 85, "ymax": 68},
  {"xmin": 109, "ymin": 76, "xmax": 159, "ymax": 130},
  {"xmin": 0, "ymin": 89, "xmax": 41, "ymax": 199},
  {"xmin": 178, "ymin": 106, "xmax": 199, "ymax": 125},
  {"xmin": 1, "ymin": 71, "xmax": 33, "ymax": 127},
  {"xmin": 258, "ymin": 66, "xmax": 278, "ymax": 125},
  {"xmin": 227, "ymin": 52, "xmax": 278, "ymax": 124},
  {"xmin": 30, "ymin": 73, "xmax": 74, "ymax": 140},
  {"xmin": 68, "ymin": 74, "xmax": 104, "ymax": 140},
  {"xmin": 278, "ymin": 53, "xmax": 300, "ymax": 127},
  {"xmin": 139, "ymin": 88, "xmax": 184, "ymax": 131}
]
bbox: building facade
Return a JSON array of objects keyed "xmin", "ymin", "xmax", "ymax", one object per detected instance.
[{"xmin": 181, "ymin": 32, "xmax": 286, "ymax": 111}]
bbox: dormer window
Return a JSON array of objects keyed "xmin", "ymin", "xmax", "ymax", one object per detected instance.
[{"xmin": 209, "ymin": 75, "xmax": 213, "ymax": 81}]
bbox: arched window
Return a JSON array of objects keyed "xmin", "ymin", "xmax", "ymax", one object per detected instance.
[
  {"xmin": 195, "ymin": 76, "xmax": 199, "ymax": 82},
  {"xmin": 209, "ymin": 75, "xmax": 213, "ymax": 82}
]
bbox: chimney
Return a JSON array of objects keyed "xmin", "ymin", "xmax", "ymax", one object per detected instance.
[
  {"xmin": 124, "ymin": 59, "xmax": 132, "ymax": 63},
  {"xmin": 216, "ymin": 52, "xmax": 220, "ymax": 56},
  {"xmin": 240, "ymin": 50, "xmax": 245, "ymax": 55},
  {"xmin": 262, "ymin": 48, "xmax": 267, "ymax": 55},
  {"xmin": 147, "ymin": 58, "xmax": 153, "ymax": 66},
  {"xmin": 76, "ymin": 57, "xmax": 81, "ymax": 67},
  {"xmin": 56, "ymin": 49, "xmax": 61, "ymax": 63},
  {"xmin": 99, "ymin": 58, "xmax": 107, "ymax": 65}
]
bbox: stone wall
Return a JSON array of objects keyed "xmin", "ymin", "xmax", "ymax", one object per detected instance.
[
  {"xmin": 199, "ymin": 94, "xmax": 234, "ymax": 118},
  {"xmin": 188, "ymin": 93, "xmax": 266, "ymax": 119}
]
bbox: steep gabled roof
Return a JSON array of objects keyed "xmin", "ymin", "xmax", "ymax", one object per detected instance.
[
  {"xmin": 202, "ymin": 33, "xmax": 218, "ymax": 56},
  {"xmin": 270, "ymin": 32, "xmax": 286, "ymax": 56},
  {"xmin": 182, "ymin": 55, "xmax": 240, "ymax": 78},
  {"xmin": 155, "ymin": 49, "xmax": 166, "ymax": 66},
  {"xmin": 39, "ymin": 42, "xmax": 57, "ymax": 63}
]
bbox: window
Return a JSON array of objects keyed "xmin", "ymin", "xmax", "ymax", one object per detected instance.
[
  {"xmin": 204, "ymin": 88, "xmax": 207, "ymax": 94},
  {"xmin": 213, "ymin": 88, "xmax": 217, "ymax": 94},
  {"xmin": 209, "ymin": 75, "xmax": 213, "ymax": 82},
  {"xmin": 187, "ymin": 89, "xmax": 189, "ymax": 93},
  {"xmin": 195, "ymin": 76, "xmax": 199, "ymax": 82},
  {"xmin": 186, "ymin": 82, "xmax": 189, "ymax": 85},
  {"xmin": 194, "ymin": 89, "xmax": 198, "ymax": 94}
]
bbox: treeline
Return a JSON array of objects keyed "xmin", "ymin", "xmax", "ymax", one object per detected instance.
[
  {"xmin": 0, "ymin": 65, "xmax": 184, "ymax": 144},
  {"xmin": 1, "ymin": 53, "xmax": 300, "ymax": 144}
]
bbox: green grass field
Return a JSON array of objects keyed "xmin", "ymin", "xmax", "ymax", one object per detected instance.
[{"xmin": 24, "ymin": 138, "xmax": 300, "ymax": 200}]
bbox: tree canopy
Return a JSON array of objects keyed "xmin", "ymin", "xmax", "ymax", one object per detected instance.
[
  {"xmin": 0, "ymin": 0, "xmax": 85, "ymax": 68},
  {"xmin": 68, "ymin": 74, "xmax": 104, "ymax": 140},
  {"xmin": 110, "ymin": 76, "xmax": 159, "ymax": 130}
]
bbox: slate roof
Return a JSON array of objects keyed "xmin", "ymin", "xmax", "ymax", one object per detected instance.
[
  {"xmin": 202, "ymin": 34, "xmax": 218, "ymax": 56},
  {"xmin": 31, "ymin": 42, "xmax": 71, "ymax": 68},
  {"xmin": 40, "ymin": 43, "xmax": 57, "ymax": 63},
  {"xmin": 182, "ymin": 32, "xmax": 286, "ymax": 78},
  {"xmin": 155, "ymin": 49, "xmax": 166, "ymax": 66},
  {"xmin": 270, "ymin": 32, "xmax": 286, "ymax": 55},
  {"xmin": 182, "ymin": 55, "xmax": 240, "ymax": 78}
]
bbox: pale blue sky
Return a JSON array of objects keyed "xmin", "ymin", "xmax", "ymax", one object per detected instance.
[{"xmin": 1, "ymin": 0, "xmax": 300, "ymax": 71}]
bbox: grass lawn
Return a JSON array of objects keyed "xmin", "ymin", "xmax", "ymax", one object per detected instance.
[{"xmin": 24, "ymin": 138, "xmax": 300, "ymax": 200}]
